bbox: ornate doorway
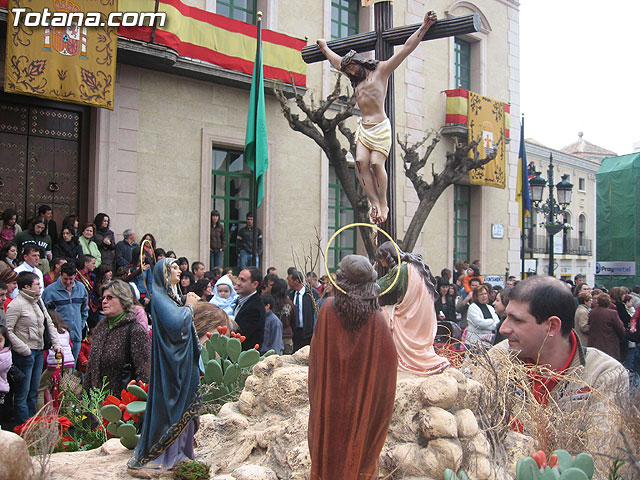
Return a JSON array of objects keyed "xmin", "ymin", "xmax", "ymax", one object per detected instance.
[{"xmin": 0, "ymin": 97, "xmax": 89, "ymax": 229}]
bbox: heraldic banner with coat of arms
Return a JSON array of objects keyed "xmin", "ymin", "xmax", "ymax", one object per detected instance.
[
  {"xmin": 4, "ymin": 0, "xmax": 118, "ymax": 109},
  {"xmin": 467, "ymin": 91, "xmax": 506, "ymax": 188}
]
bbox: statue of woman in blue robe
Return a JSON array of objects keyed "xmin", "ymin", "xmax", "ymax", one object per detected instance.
[{"xmin": 128, "ymin": 258, "xmax": 202, "ymax": 472}]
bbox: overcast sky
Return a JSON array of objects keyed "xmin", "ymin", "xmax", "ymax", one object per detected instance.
[{"xmin": 519, "ymin": 0, "xmax": 640, "ymax": 155}]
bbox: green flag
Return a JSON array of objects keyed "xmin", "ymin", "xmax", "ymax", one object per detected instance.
[{"xmin": 244, "ymin": 17, "xmax": 268, "ymax": 208}]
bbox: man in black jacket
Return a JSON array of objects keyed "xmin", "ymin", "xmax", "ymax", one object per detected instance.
[
  {"xmin": 234, "ymin": 267, "xmax": 266, "ymax": 351},
  {"xmin": 236, "ymin": 213, "xmax": 262, "ymax": 269},
  {"xmin": 288, "ymin": 270, "xmax": 320, "ymax": 352}
]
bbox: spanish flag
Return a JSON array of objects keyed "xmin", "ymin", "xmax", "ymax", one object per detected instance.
[
  {"xmin": 118, "ymin": 0, "xmax": 306, "ymax": 86},
  {"xmin": 516, "ymin": 117, "xmax": 531, "ymax": 230}
]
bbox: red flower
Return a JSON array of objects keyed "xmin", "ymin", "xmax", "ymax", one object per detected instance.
[
  {"xmin": 103, "ymin": 394, "xmax": 121, "ymax": 407},
  {"xmin": 206, "ymin": 332, "xmax": 213, "ymax": 339},
  {"xmin": 549, "ymin": 454, "xmax": 558, "ymax": 468},
  {"xmin": 217, "ymin": 326, "xmax": 228, "ymax": 335},
  {"xmin": 14, "ymin": 415, "xmax": 71, "ymax": 436},
  {"xmin": 254, "ymin": 344, "xmax": 259, "ymax": 350},
  {"xmin": 531, "ymin": 451, "xmax": 547, "ymax": 469}
]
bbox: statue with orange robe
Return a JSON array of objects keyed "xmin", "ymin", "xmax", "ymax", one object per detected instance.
[
  {"xmin": 375, "ymin": 241, "xmax": 450, "ymax": 375},
  {"xmin": 308, "ymin": 255, "xmax": 397, "ymax": 480}
]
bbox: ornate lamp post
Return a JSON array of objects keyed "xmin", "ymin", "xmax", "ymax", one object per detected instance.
[{"xmin": 529, "ymin": 153, "xmax": 573, "ymax": 277}]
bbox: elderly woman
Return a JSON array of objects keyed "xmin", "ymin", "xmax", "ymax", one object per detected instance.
[
  {"xmin": 465, "ymin": 284, "xmax": 500, "ymax": 346},
  {"xmin": 129, "ymin": 258, "xmax": 201, "ymax": 473},
  {"xmin": 84, "ymin": 279, "xmax": 150, "ymax": 394}
]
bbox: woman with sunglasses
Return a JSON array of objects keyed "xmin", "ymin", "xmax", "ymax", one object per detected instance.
[{"xmin": 84, "ymin": 279, "xmax": 150, "ymax": 395}]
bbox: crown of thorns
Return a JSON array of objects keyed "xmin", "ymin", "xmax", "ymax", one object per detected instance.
[{"xmin": 340, "ymin": 50, "xmax": 358, "ymax": 70}]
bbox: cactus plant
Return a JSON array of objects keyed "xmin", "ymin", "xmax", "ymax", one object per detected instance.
[
  {"xmin": 200, "ymin": 328, "xmax": 273, "ymax": 403},
  {"xmin": 516, "ymin": 450, "xmax": 594, "ymax": 480},
  {"xmin": 100, "ymin": 381, "xmax": 148, "ymax": 449},
  {"xmin": 444, "ymin": 468, "xmax": 469, "ymax": 480}
]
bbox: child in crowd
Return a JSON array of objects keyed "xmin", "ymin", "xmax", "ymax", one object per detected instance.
[
  {"xmin": 77, "ymin": 330, "xmax": 92, "ymax": 374},
  {"xmin": 39, "ymin": 310, "xmax": 75, "ymax": 408},
  {"xmin": 261, "ymin": 294, "xmax": 284, "ymax": 355},
  {"xmin": 210, "ymin": 274, "xmax": 237, "ymax": 320},
  {"xmin": 0, "ymin": 325, "xmax": 11, "ymax": 404}
]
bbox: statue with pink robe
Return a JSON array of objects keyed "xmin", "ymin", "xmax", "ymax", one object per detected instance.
[{"xmin": 375, "ymin": 242, "xmax": 450, "ymax": 375}]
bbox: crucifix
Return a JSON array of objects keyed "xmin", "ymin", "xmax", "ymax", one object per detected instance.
[{"xmin": 302, "ymin": 5, "xmax": 481, "ymax": 240}]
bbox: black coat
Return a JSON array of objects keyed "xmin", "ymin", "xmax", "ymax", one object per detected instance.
[
  {"xmin": 235, "ymin": 293, "xmax": 266, "ymax": 351},
  {"xmin": 289, "ymin": 287, "xmax": 320, "ymax": 339},
  {"xmin": 53, "ymin": 239, "xmax": 83, "ymax": 265}
]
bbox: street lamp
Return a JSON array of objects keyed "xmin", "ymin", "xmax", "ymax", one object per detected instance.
[{"xmin": 529, "ymin": 153, "xmax": 573, "ymax": 277}]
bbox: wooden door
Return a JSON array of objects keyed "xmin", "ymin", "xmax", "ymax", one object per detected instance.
[{"xmin": 0, "ymin": 99, "xmax": 84, "ymax": 230}]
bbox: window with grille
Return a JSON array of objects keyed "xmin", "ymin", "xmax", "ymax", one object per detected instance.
[
  {"xmin": 217, "ymin": 0, "xmax": 256, "ymax": 24},
  {"xmin": 331, "ymin": 0, "xmax": 359, "ymax": 40},
  {"xmin": 454, "ymin": 38, "xmax": 471, "ymax": 90}
]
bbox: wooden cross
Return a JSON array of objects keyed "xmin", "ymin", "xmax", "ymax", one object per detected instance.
[{"xmin": 303, "ymin": 8, "xmax": 481, "ymax": 240}]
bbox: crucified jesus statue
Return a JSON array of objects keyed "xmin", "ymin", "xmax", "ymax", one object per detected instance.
[{"xmin": 317, "ymin": 11, "xmax": 437, "ymax": 225}]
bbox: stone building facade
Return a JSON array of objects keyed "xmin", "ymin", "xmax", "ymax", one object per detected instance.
[
  {"xmin": 524, "ymin": 138, "xmax": 606, "ymax": 285},
  {"xmin": 0, "ymin": 0, "xmax": 522, "ymax": 276}
]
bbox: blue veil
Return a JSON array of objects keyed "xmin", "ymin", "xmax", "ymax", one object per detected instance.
[{"xmin": 129, "ymin": 258, "xmax": 202, "ymax": 467}]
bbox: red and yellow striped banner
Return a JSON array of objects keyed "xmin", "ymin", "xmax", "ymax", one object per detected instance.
[
  {"xmin": 444, "ymin": 88, "xmax": 468, "ymax": 125},
  {"xmin": 118, "ymin": 0, "xmax": 306, "ymax": 86}
]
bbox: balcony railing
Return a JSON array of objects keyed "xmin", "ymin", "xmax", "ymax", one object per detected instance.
[{"xmin": 524, "ymin": 234, "xmax": 592, "ymax": 256}]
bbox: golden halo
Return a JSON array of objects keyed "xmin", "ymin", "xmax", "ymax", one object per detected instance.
[{"xmin": 324, "ymin": 222, "xmax": 401, "ymax": 297}]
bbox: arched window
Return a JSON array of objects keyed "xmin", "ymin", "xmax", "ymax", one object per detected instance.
[
  {"xmin": 578, "ymin": 214, "xmax": 586, "ymax": 247},
  {"xmin": 562, "ymin": 212, "xmax": 571, "ymax": 254}
]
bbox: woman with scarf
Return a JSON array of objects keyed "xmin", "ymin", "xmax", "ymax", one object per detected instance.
[
  {"xmin": 375, "ymin": 241, "xmax": 449, "ymax": 375},
  {"xmin": 209, "ymin": 274, "xmax": 237, "ymax": 320},
  {"xmin": 94, "ymin": 213, "xmax": 116, "ymax": 268},
  {"xmin": 52, "ymin": 226, "xmax": 84, "ymax": 264},
  {"xmin": 129, "ymin": 259, "xmax": 201, "ymax": 473},
  {"xmin": 78, "ymin": 223, "xmax": 102, "ymax": 268},
  {"xmin": 465, "ymin": 283, "xmax": 500, "ymax": 346},
  {"xmin": 84, "ymin": 279, "xmax": 150, "ymax": 394}
]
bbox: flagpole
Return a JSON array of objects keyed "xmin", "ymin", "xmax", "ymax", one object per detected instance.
[
  {"xmin": 520, "ymin": 114, "xmax": 525, "ymax": 280},
  {"xmin": 251, "ymin": 12, "xmax": 262, "ymax": 269}
]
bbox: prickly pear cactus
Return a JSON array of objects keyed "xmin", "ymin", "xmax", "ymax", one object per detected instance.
[
  {"xmin": 200, "ymin": 327, "xmax": 273, "ymax": 402},
  {"xmin": 444, "ymin": 468, "xmax": 469, "ymax": 480},
  {"xmin": 516, "ymin": 450, "xmax": 594, "ymax": 480},
  {"xmin": 99, "ymin": 382, "xmax": 148, "ymax": 449}
]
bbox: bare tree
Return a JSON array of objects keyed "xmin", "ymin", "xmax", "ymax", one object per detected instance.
[{"xmin": 275, "ymin": 76, "xmax": 500, "ymax": 255}]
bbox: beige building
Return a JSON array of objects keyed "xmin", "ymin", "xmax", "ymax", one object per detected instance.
[
  {"xmin": 524, "ymin": 135, "xmax": 614, "ymax": 286},
  {"xmin": 0, "ymin": 0, "xmax": 522, "ymax": 277}
]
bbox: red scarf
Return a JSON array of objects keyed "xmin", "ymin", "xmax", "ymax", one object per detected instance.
[{"xmin": 527, "ymin": 331, "xmax": 578, "ymax": 405}]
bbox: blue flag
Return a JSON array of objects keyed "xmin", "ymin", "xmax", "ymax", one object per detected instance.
[{"xmin": 516, "ymin": 118, "xmax": 531, "ymax": 230}]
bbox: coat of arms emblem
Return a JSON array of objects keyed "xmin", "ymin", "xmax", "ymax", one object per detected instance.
[{"xmin": 43, "ymin": 0, "xmax": 88, "ymax": 59}]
